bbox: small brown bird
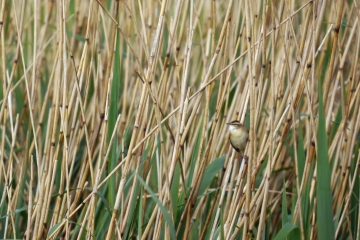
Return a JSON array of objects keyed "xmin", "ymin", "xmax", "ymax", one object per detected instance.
[{"xmin": 227, "ymin": 120, "xmax": 249, "ymax": 153}]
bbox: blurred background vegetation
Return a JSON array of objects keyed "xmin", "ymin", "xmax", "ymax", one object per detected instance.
[{"xmin": 0, "ymin": 0, "xmax": 359, "ymax": 239}]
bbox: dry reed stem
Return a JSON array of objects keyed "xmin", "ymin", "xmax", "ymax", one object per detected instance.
[{"xmin": 1, "ymin": 0, "xmax": 360, "ymax": 239}]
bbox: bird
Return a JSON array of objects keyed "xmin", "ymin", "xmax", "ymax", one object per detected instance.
[{"xmin": 227, "ymin": 120, "xmax": 249, "ymax": 154}]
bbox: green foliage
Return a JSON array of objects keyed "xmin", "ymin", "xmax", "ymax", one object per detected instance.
[
  {"xmin": 317, "ymin": 80, "xmax": 335, "ymax": 240},
  {"xmin": 1, "ymin": 0, "xmax": 358, "ymax": 239},
  {"xmin": 137, "ymin": 174, "xmax": 177, "ymax": 240}
]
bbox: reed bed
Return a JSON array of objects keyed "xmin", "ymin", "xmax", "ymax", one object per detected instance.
[{"xmin": 0, "ymin": 0, "xmax": 359, "ymax": 239}]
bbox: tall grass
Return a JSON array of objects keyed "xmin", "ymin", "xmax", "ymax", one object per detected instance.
[{"xmin": 0, "ymin": 0, "xmax": 359, "ymax": 239}]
